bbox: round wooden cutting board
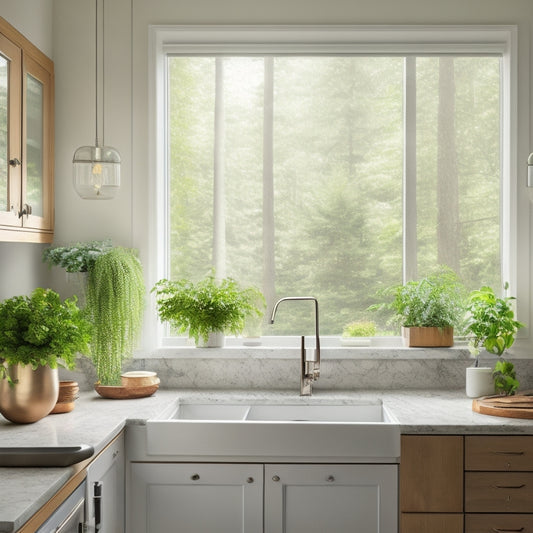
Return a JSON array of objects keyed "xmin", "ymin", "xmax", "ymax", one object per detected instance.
[{"xmin": 472, "ymin": 395, "xmax": 533, "ymax": 419}]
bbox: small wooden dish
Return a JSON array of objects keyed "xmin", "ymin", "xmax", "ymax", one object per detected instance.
[
  {"xmin": 50, "ymin": 381, "xmax": 79, "ymax": 414},
  {"xmin": 94, "ymin": 383, "xmax": 159, "ymax": 399},
  {"xmin": 121, "ymin": 371, "xmax": 159, "ymax": 388}
]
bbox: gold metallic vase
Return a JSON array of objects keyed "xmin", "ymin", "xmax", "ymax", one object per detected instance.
[{"xmin": 0, "ymin": 363, "xmax": 59, "ymax": 424}]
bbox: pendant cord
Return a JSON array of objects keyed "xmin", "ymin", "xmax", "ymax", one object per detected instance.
[{"xmin": 95, "ymin": 0, "xmax": 99, "ymax": 147}]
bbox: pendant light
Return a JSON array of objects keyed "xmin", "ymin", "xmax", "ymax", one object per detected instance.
[{"xmin": 73, "ymin": 0, "xmax": 120, "ymax": 200}]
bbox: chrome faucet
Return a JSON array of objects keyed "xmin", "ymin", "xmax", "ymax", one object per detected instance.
[{"xmin": 270, "ymin": 297, "xmax": 320, "ymax": 396}]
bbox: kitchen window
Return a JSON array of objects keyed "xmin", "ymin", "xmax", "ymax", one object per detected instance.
[{"xmin": 149, "ymin": 26, "xmax": 516, "ymax": 343}]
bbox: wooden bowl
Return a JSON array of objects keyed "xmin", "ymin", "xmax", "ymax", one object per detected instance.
[
  {"xmin": 50, "ymin": 381, "xmax": 79, "ymax": 414},
  {"xmin": 94, "ymin": 383, "xmax": 159, "ymax": 399},
  {"xmin": 121, "ymin": 371, "xmax": 159, "ymax": 388}
]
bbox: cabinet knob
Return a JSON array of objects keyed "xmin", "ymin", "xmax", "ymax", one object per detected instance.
[
  {"xmin": 9, "ymin": 158, "xmax": 21, "ymax": 167},
  {"xmin": 191, "ymin": 474, "xmax": 200, "ymax": 481},
  {"xmin": 272, "ymin": 475, "xmax": 280, "ymax": 482},
  {"xmin": 246, "ymin": 477, "xmax": 254, "ymax": 484},
  {"xmin": 326, "ymin": 475, "xmax": 335, "ymax": 482}
]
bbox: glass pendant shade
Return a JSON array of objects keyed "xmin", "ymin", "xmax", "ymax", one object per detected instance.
[{"xmin": 73, "ymin": 144, "xmax": 120, "ymax": 199}]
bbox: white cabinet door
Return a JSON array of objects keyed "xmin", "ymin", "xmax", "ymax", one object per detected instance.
[
  {"xmin": 129, "ymin": 463, "xmax": 263, "ymax": 533},
  {"xmin": 264, "ymin": 464, "xmax": 398, "ymax": 533},
  {"xmin": 86, "ymin": 432, "xmax": 125, "ymax": 533}
]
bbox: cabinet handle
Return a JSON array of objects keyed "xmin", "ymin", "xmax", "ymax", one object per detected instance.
[
  {"xmin": 493, "ymin": 451, "xmax": 525, "ymax": 456},
  {"xmin": 191, "ymin": 474, "xmax": 200, "ymax": 481},
  {"xmin": 493, "ymin": 484, "xmax": 526, "ymax": 489},
  {"xmin": 492, "ymin": 528, "xmax": 525, "ymax": 532},
  {"xmin": 9, "ymin": 158, "xmax": 21, "ymax": 167},
  {"xmin": 93, "ymin": 482, "xmax": 102, "ymax": 532},
  {"xmin": 326, "ymin": 476, "xmax": 335, "ymax": 482},
  {"xmin": 17, "ymin": 204, "xmax": 31, "ymax": 219},
  {"xmin": 272, "ymin": 475, "xmax": 280, "ymax": 482}
]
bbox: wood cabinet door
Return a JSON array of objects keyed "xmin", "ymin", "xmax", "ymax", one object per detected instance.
[
  {"xmin": 466, "ymin": 513, "xmax": 533, "ymax": 533},
  {"xmin": 400, "ymin": 435, "xmax": 463, "ymax": 512},
  {"xmin": 401, "ymin": 513, "xmax": 463, "ymax": 533},
  {"xmin": 129, "ymin": 463, "xmax": 263, "ymax": 533},
  {"xmin": 264, "ymin": 464, "xmax": 398, "ymax": 533}
]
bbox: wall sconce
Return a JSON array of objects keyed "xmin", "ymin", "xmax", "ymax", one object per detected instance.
[
  {"xmin": 528, "ymin": 153, "xmax": 533, "ymax": 187},
  {"xmin": 72, "ymin": 0, "xmax": 120, "ymax": 200}
]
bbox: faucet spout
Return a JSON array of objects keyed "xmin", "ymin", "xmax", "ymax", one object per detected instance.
[{"xmin": 270, "ymin": 297, "xmax": 320, "ymax": 396}]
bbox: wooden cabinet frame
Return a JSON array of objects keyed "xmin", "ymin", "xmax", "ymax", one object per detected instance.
[{"xmin": 0, "ymin": 16, "xmax": 54, "ymax": 243}]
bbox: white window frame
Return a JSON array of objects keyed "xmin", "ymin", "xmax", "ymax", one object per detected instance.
[{"xmin": 145, "ymin": 24, "xmax": 518, "ymax": 354}]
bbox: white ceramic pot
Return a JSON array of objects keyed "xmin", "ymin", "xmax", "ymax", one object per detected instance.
[
  {"xmin": 196, "ymin": 331, "xmax": 225, "ymax": 348},
  {"xmin": 466, "ymin": 366, "xmax": 494, "ymax": 398}
]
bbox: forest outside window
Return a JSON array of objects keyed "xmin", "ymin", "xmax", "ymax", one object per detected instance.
[{"xmin": 153, "ymin": 27, "xmax": 513, "ymax": 342}]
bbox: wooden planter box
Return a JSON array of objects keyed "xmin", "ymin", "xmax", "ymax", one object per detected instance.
[{"xmin": 401, "ymin": 326, "xmax": 454, "ymax": 347}]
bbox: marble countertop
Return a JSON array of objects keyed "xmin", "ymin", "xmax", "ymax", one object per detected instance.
[{"xmin": 2, "ymin": 388, "xmax": 533, "ymax": 532}]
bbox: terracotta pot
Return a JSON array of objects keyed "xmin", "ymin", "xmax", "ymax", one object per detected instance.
[{"xmin": 0, "ymin": 363, "xmax": 59, "ymax": 423}]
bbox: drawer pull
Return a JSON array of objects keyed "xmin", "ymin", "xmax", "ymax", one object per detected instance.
[
  {"xmin": 492, "ymin": 528, "xmax": 524, "ymax": 532},
  {"xmin": 493, "ymin": 451, "xmax": 525, "ymax": 456},
  {"xmin": 493, "ymin": 484, "xmax": 526, "ymax": 489}
]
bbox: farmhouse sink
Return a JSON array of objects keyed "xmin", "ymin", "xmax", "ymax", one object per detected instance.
[{"xmin": 146, "ymin": 399, "xmax": 400, "ymax": 462}]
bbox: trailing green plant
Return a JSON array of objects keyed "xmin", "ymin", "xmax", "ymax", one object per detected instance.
[
  {"xmin": 85, "ymin": 247, "xmax": 145, "ymax": 385},
  {"xmin": 152, "ymin": 273, "xmax": 265, "ymax": 346},
  {"xmin": 0, "ymin": 288, "xmax": 91, "ymax": 382},
  {"xmin": 492, "ymin": 359, "xmax": 520, "ymax": 396},
  {"xmin": 465, "ymin": 285, "xmax": 524, "ymax": 357},
  {"xmin": 342, "ymin": 320, "xmax": 377, "ymax": 338},
  {"xmin": 373, "ymin": 267, "xmax": 466, "ymax": 330},
  {"xmin": 42, "ymin": 239, "xmax": 113, "ymax": 273}
]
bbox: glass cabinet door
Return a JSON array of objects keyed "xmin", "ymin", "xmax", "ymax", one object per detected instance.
[
  {"xmin": 22, "ymin": 53, "xmax": 52, "ymax": 232},
  {"xmin": 0, "ymin": 32, "xmax": 21, "ymax": 227}
]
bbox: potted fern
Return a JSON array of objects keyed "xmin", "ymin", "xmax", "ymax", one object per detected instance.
[
  {"xmin": 43, "ymin": 242, "xmax": 146, "ymax": 394},
  {"xmin": 0, "ymin": 288, "xmax": 91, "ymax": 423},
  {"xmin": 379, "ymin": 267, "xmax": 466, "ymax": 347},
  {"xmin": 152, "ymin": 273, "xmax": 265, "ymax": 347},
  {"xmin": 465, "ymin": 284, "xmax": 524, "ymax": 397}
]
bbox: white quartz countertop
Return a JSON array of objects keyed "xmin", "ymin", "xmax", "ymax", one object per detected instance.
[{"xmin": 2, "ymin": 388, "xmax": 533, "ymax": 532}]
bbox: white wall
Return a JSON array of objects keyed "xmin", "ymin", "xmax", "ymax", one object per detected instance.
[{"xmin": 0, "ymin": 0, "xmax": 54, "ymax": 300}]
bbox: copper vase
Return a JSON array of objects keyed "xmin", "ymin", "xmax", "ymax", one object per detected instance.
[{"xmin": 0, "ymin": 363, "xmax": 59, "ymax": 424}]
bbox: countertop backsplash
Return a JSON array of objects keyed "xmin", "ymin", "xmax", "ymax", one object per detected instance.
[{"xmin": 61, "ymin": 348, "xmax": 533, "ymax": 392}]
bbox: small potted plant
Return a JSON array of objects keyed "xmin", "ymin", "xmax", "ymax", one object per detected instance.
[
  {"xmin": 152, "ymin": 273, "xmax": 265, "ymax": 347},
  {"xmin": 341, "ymin": 320, "xmax": 377, "ymax": 346},
  {"xmin": 379, "ymin": 267, "xmax": 466, "ymax": 347},
  {"xmin": 464, "ymin": 284, "xmax": 524, "ymax": 397},
  {"xmin": 0, "ymin": 288, "xmax": 91, "ymax": 423}
]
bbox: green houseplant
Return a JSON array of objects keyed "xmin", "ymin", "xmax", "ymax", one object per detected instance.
[
  {"xmin": 84, "ymin": 247, "xmax": 145, "ymax": 388},
  {"xmin": 43, "ymin": 241, "xmax": 145, "ymax": 390},
  {"xmin": 0, "ymin": 288, "xmax": 91, "ymax": 422},
  {"xmin": 380, "ymin": 267, "xmax": 466, "ymax": 347},
  {"xmin": 152, "ymin": 273, "xmax": 265, "ymax": 347},
  {"xmin": 465, "ymin": 285, "xmax": 524, "ymax": 396}
]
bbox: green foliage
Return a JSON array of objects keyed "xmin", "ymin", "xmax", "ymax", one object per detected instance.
[
  {"xmin": 85, "ymin": 248, "xmax": 145, "ymax": 385},
  {"xmin": 465, "ymin": 285, "xmax": 524, "ymax": 357},
  {"xmin": 342, "ymin": 320, "xmax": 377, "ymax": 338},
  {"xmin": 492, "ymin": 360, "xmax": 519, "ymax": 396},
  {"xmin": 42, "ymin": 240, "xmax": 113, "ymax": 273},
  {"xmin": 376, "ymin": 267, "xmax": 466, "ymax": 329},
  {"xmin": 0, "ymin": 288, "xmax": 91, "ymax": 376},
  {"xmin": 152, "ymin": 274, "xmax": 265, "ymax": 345}
]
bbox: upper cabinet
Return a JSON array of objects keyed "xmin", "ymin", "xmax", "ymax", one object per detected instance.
[{"xmin": 0, "ymin": 16, "xmax": 53, "ymax": 243}]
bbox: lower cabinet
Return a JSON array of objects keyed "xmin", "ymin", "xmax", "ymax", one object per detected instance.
[
  {"xmin": 86, "ymin": 432, "xmax": 125, "ymax": 533},
  {"xmin": 264, "ymin": 464, "xmax": 397, "ymax": 533},
  {"xmin": 129, "ymin": 463, "xmax": 263, "ymax": 533},
  {"xmin": 129, "ymin": 462, "xmax": 398, "ymax": 533}
]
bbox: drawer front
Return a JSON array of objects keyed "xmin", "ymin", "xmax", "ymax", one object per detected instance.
[
  {"xmin": 466, "ymin": 513, "xmax": 533, "ymax": 533},
  {"xmin": 465, "ymin": 472, "xmax": 533, "ymax": 512},
  {"xmin": 466, "ymin": 436, "xmax": 533, "ymax": 471}
]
